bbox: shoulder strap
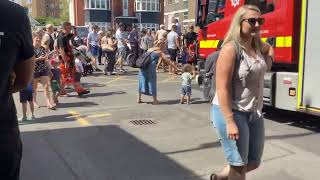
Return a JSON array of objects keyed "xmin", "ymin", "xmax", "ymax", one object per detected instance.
[{"xmin": 231, "ymin": 41, "xmax": 244, "ymax": 100}]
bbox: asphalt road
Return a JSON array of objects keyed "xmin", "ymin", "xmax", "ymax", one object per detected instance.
[{"xmin": 14, "ymin": 67, "xmax": 320, "ymax": 180}]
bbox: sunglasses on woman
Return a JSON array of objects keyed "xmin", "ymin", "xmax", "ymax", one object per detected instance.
[{"xmin": 242, "ymin": 18, "xmax": 265, "ymax": 26}]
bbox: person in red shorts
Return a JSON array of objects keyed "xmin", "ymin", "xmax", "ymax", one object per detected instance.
[{"xmin": 57, "ymin": 22, "xmax": 90, "ymax": 96}]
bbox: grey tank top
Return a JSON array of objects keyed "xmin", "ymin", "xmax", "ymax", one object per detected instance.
[{"xmin": 212, "ymin": 48, "xmax": 267, "ymax": 117}]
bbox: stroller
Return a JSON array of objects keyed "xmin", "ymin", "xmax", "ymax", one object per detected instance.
[{"xmin": 72, "ymin": 46, "xmax": 94, "ymax": 76}]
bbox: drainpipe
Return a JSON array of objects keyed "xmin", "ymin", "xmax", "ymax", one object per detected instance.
[{"xmin": 111, "ymin": 0, "xmax": 115, "ymax": 30}]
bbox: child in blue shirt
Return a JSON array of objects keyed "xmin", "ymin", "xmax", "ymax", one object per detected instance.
[{"xmin": 19, "ymin": 83, "xmax": 35, "ymax": 121}]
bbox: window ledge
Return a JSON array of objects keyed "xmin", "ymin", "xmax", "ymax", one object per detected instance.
[
  {"xmin": 84, "ymin": 8, "xmax": 111, "ymax": 10},
  {"xmin": 135, "ymin": 10, "xmax": 160, "ymax": 12}
]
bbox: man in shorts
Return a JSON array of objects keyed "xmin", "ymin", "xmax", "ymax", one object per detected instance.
[
  {"xmin": 87, "ymin": 25, "xmax": 101, "ymax": 71},
  {"xmin": 115, "ymin": 23, "xmax": 128, "ymax": 73},
  {"xmin": 167, "ymin": 24, "xmax": 181, "ymax": 74}
]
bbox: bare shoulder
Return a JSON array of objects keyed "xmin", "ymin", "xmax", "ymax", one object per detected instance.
[{"xmin": 219, "ymin": 42, "xmax": 236, "ymax": 57}]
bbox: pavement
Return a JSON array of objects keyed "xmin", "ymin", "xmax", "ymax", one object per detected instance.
[{"xmin": 14, "ymin": 67, "xmax": 320, "ymax": 180}]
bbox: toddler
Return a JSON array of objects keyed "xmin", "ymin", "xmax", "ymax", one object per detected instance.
[
  {"xmin": 50, "ymin": 58, "xmax": 61, "ymax": 104},
  {"xmin": 180, "ymin": 64, "xmax": 196, "ymax": 104},
  {"xmin": 19, "ymin": 83, "xmax": 35, "ymax": 121}
]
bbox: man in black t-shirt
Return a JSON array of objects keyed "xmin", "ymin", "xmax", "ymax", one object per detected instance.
[
  {"xmin": 184, "ymin": 25, "xmax": 197, "ymax": 47},
  {"xmin": 0, "ymin": 1, "xmax": 35, "ymax": 179}
]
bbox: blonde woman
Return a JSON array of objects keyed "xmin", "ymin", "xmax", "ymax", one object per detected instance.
[
  {"xmin": 138, "ymin": 39, "xmax": 177, "ymax": 105},
  {"xmin": 97, "ymin": 30, "xmax": 105, "ymax": 65},
  {"xmin": 101, "ymin": 30, "xmax": 117, "ymax": 75},
  {"xmin": 210, "ymin": 5, "xmax": 273, "ymax": 180}
]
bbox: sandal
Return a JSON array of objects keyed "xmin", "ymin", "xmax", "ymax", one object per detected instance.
[
  {"xmin": 152, "ymin": 101, "xmax": 160, "ymax": 105},
  {"xmin": 47, "ymin": 105, "xmax": 56, "ymax": 110},
  {"xmin": 210, "ymin": 173, "xmax": 218, "ymax": 180}
]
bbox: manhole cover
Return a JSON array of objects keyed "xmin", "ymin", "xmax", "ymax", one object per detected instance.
[{"xmin": 130, "ymin": 119, "xmax": 156, "ymax": 125}]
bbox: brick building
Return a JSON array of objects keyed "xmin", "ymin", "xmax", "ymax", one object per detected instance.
[
  {"xmin": 69, "ymin": 0, "xmax": 164, "ymax": 31},
  {"xmin": 10, "ymin": 0, "xmax": 61, "ymax": 18},
  {"xmin": 164, "ymin": 0, "xmax": 196, "ymax": 32}
]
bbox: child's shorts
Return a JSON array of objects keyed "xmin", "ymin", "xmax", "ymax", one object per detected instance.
[
  {"xmin": 19, "ymin": 90, "xmax": 33, "ymax": 103},
  {"xmin": 51, "ymin": 80, "xmax": 60, "ymax": 93},
  {"xmin": 181, "ymin": 85, "xmax": 192, "ymax": 96}
]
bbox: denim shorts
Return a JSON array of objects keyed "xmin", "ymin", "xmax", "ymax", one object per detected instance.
[
  {"xmin": 181, "ymin": 85, "xmax": 191, "ymax": 96},
  {"xmin": 90, "ymin": 45, "xmax": 99, "ymax": 57},
  {"xmin": 210, "ymin": 104, "xmax": 265, "ymax": 166}
]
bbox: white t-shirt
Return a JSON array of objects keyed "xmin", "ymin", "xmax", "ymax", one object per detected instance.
[
  {"xmin": 116, "ymin": 29, "xmax": 126, "ymax": 48},
  {"xmin": 167, "ymin": 31, "xmax": 179, "ymax": 49},
  {"xmin": 75, "ymin": 58, "xmax": 84, "ymax": 73}
]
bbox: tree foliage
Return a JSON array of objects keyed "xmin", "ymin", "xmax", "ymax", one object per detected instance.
[
  {"xmin": 59, "ymin": 0, "xmax": 69, "ymax": 22},
  {"xmin": 34, "ymin": 0, "xmax": 69, "ymax": 26}
]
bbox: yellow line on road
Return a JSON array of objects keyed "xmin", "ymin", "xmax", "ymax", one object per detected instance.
[
  {"xmin": 68, "ymin": 111, "xmax": 91, "ymax": 126},
  {"xmin": 86, "ymin": 113, "xmax": 112, "ymax": 118}
]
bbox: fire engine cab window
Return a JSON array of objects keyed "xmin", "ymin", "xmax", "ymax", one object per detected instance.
[
  {"xmin": 245, "ymin": 0, "xmax": 275, "ymax": 14},
  {"xmin": 206, "ymin": 0, "xmax": 226, "ymax": 24}
]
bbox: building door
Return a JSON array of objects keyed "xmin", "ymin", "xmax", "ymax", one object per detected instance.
[{"xmin": 123, "ymin": 0, "xmax": 128, "ymax": 16}]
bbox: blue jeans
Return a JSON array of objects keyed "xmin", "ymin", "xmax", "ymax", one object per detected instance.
[
  {"xmin": 181, "ymin": 85, "xmax": 191, "ymax": 96},
  {"xmin": 210, "ymin": 104, "xmax": 265, "ymax": 166}
]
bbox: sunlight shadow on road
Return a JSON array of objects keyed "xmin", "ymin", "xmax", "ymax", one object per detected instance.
[{"xmin": 21, "ymin": 125, "xmax": 203, "ymax": 180}]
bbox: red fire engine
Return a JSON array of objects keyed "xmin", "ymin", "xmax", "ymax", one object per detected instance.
[{"xmin": 196, "ymin": 0, "xmax": 320, "ymax": 115}]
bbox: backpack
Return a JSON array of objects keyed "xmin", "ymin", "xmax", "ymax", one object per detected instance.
[
  {"xmin": 202, "ymin": 41, "xmax": 244, "ymax": 102},
  {"xmin": 135, "ymin": 50, "xmax": 155, "ymax": 69}
]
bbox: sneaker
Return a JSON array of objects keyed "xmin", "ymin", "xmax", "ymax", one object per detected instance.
[
  {"xmin": 120, "ymin": 69, "xmax": 127, "ymax": 73},
  {"xmin": 19, "ymin": 117, "xmax": 28, "ymax": 122},
  {"xmin": 27, "ymin": 115, "xmax": 36, "ymax": 121},
  {"xmin": 78, "ymin": 90, "xmax": 90, "ymax": 96},
  {"xmin": 111, "ymin": 71, "xmax": 117, "ymax": 75}
]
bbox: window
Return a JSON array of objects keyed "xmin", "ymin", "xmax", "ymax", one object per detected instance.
[
  {"xmin": 26, "ymin": 0, "xmax": 32, "ymax": 4},
  {"xmin": 85, "ymin": 22, "xmax": 111, "ymax": 31},
  {"xmin": 168, "ymin": 0, "xmax": 173, "ymax": 5},
  {"xmin": 183, "ymin": 12, "xmax": 188, "ymax": 19},
  {"xmin": 85, "ymin": 0, "xmax": 111, "ymax": 10},
  {"xmin": 28, "ymin": 7, "xmax": 32, "ymax": 13},
  {"xmin": 183, "ymin": 22, "xmax": 188, "ymax": 28},
  {"xmin": 135, "ymin": 0, "xmax": 160, "ymax": 12},
  {"xmin": 203, "ymin": 0, "xmax": 226, "ymax": 24},
  {"xmin": 137, "ymin": 23, "xmax": 159, "ymax": 31},
  {"xmin": 245, "ymin": 0, "xmax": 275, "ymax": 14},
  {"xmin": 183, "ymin": 1, "xmax": 188, "ymax": 9}
]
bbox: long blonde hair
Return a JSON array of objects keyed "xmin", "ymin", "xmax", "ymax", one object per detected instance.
[{"xmin": 222, "ymin": 5, "xmax": 262, "ymax": 50}]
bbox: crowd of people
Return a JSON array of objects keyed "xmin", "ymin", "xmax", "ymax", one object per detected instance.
[{"xmin": 15, "ymin": 20, "xmax": 199, "ymax": 121}]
